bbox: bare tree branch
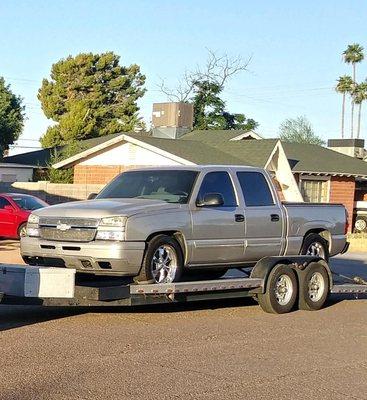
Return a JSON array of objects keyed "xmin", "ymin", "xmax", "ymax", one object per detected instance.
[{"xmin": 157, "ymin": 49, "xmax": 252, "ymax": 102}]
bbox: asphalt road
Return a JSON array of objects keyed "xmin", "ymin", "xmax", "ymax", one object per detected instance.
[{"xmin": 0, "ymin": 246, "xmax": 367, "ymax": 400}]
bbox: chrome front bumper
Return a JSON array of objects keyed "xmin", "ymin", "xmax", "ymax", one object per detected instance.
[{"xmin": 20, "ymin": 237, "xmax": 145, "ymax": 276}]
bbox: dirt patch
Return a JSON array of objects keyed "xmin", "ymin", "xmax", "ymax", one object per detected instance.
[{"xmin": 0, "ymin": 240, "xmax": 24, "ymax": 265}]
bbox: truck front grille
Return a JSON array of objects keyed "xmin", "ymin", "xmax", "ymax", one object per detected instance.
[{"xmin": 39, "ymin": 217, "xmax": 99, "ymax": 242}]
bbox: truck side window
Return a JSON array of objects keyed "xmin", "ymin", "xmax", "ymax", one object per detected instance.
[
  {"xmin": 198, "ymin": 172, "xmax": 237, "ymax": 206},
  {"xmin": 237, "ymin": 172, "xmax": 274, "ymax": 206}
]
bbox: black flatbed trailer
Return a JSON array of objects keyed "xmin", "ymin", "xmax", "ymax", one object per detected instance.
[{"xmin": 1, "ymin": 256, "xmax": 366, "ymax": 313}]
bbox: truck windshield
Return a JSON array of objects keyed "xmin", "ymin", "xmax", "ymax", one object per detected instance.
[{"xmin": 97, "ymin": 170, "xmax": 198, "ymax": 204}]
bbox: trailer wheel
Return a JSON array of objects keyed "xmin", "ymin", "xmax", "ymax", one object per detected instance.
[
  {"xmin": 257, "ymin": 264, "xmax": 298, "ymax": 314},
  {"xmin": 298, "ymin": 262, "xmax": 329, "ymax": 311},
  {"xmin": 135, "ymin": 234, "xmax": 183, "ymax": 284}
]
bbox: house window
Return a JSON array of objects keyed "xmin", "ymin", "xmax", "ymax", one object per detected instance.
[{"xmin": 300, "ymin": 179, "xmax": 329, "ymax": 203}]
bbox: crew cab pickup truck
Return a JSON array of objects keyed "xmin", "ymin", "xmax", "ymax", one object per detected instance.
[{"xmin": 21, "ymin": 166, "xmax": 348, "ymax": 283}]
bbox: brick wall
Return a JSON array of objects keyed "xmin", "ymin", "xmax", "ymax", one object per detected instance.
[
  {"xmin": 329, "ymin": 176, "xmax": 355, "ymax": 232},
  {"xmin": 74, "ymin": 165, "xmax": 150, "ymax": 184}
]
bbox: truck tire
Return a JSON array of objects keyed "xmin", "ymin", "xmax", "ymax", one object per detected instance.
[
  {"xmin": 300, "ymin": 233, "xmax": 329, "ymax": 262},
  {"xmin": 135, "ymin": 234, "xmax": 183, "ymax": 284},
  {"xmin": 257, "ymin": 264, "xmax": 298, "ymax": 314},
  {"xmin": 298, "ymin": 262, "xmax": 329, "ymax": 311},
  {"xmin": 354, "ymin": 216, "xmax": 367, "ymax": 232}
]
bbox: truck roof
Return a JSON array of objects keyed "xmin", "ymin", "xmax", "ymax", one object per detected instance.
[{"xmin": 124, "ymin": 165, "xmax": 263, "ymax": 172}]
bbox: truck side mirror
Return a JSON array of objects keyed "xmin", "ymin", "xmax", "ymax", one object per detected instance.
[
  {"xmin": 196, "ymin": 193, "xmax": 224, "ymax": 207},
  {"xmin": 87, "ymin": 193, "xmax": 98, "ymax": 200},
  {"xmin": 4, "ymin": 205, "xmax": 14, "ymax": 212}
]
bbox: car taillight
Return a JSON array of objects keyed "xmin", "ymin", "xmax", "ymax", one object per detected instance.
[{"xmin": 344, "ymin": 208, "xmax": 349, "ymax": 235}]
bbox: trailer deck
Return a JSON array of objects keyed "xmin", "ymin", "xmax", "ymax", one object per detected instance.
[{"xmin": 1, "ymin": 259, "xmax": 367, "ymax": 313}]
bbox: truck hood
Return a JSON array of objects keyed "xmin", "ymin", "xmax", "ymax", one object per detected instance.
[{"xmin": 33, "ymin": 198, "xmax": 183, "ymax": 218}]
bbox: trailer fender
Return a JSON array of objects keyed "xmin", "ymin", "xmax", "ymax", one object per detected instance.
[
  {"xmin": 250, "ymin": 256, "xmax": 333, "ymax": 294},
  {"xmin": 293, "ymin": 258, "xmax": 333, "ymax": 291}
]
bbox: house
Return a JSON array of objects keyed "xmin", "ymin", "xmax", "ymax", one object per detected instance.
[
  {"xmin": 3, "ymin": 147, "xmax": 55, "ymax": 168},
  {"xmin": 0, "ymin": 163, "xmax": 35, "ymax": 183},
  {"xmin": 5, "ymin": 103, "xmax": 367, "ymax": 231},
  {"xmin": 51, "ymin": 127, "xmax": 367, "ymax": 232},
  {"xmin": 53, "ymin": 131, "xmax": 301, "ymax": 201}
]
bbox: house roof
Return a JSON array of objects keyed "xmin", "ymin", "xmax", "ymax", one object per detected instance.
[
  {"xmin": 2, "ymin": 148, "xmax": 56, "ymax": 168},
  {"xmin": 0, "ymin": 163, "xmax": 36, "ymax": 169},
  {"xmin": 213, "ymin": 139, "xmax": 279, "ymax": 167},
  {"xmin": 123, "ymin": 133, "xmax": 249, "ymax": 165},
  {"xmin": 182, "ymin": 129, "xmax": 261, "ymax": 144},
  {"xmin": 2, "ymin": 132, "xmax": 127, "ymax": 168},
  {"xmin": 282, "ymin": 142, "xmax": 367, "ymax": 177},
  {"xmin": 6, "ymin": 129, "xmax": 367, "ymax": 179}
]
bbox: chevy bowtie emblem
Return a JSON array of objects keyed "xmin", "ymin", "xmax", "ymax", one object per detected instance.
[{"xmin": 56, "ymin": 223, "xmax": 71, "ymax": 231}]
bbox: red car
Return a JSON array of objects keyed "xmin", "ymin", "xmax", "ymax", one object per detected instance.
[{"xmin": 0, "ymin": 193, "xmax": 48, "ymax": 239}]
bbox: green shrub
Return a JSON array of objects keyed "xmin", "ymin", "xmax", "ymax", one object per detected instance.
[{"xmin": 45, "ymin": 141, "xmax": 87, "ymax": 183}]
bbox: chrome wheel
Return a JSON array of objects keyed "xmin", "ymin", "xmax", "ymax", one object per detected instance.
[
  {"xmin": 151, "ymin": 244, "xmax": 178, "ymax": 283},
  {"xmin": 306, "ymin": 242, "xmax": 325, "ymax": 258},
  {"xmin": 274, "ymin": 274, "xmax": 293, "ymax": 306},
  {"xmin": 308, "ymin": 271, "xmax": 325, "ymax": 302}
]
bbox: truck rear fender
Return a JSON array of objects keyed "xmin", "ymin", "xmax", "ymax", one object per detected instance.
[
  {"xmin": 250, "ymin": 256, "xmax": 333, "ymax": 293},
  {"xmin": 302, "ymin": 228, "xmax": 332, "ymax": 251}
]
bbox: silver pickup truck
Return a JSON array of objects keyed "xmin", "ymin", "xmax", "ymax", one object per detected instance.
[{"xmin": 21, "ymin": 166, "xmax": 348, "ymax": 283}]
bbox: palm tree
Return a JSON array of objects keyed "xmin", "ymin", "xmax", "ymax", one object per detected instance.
[
  {"xmin": 343, "ymin": 44, "xmax": 364, "ymax": 137},
  {"xmin": 352, "ymin": 81, "xmax": 367, "ymax": 139},
  {"xmin": 343, "ymin": 43, "xmax": 364, "ymax": 81},
  {"xmin": 335, "ymin": 75, "xmax": 353, "ymax": 138}
]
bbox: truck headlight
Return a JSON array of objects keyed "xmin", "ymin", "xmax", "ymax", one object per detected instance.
[
  {"xmin": 28, "ymin": 214, "xmax": 39, "ymax": 224},
  {"xmin": 26, "ymin": 214, "xmax": 40, "ymax": 237},
  {"xmin": 99, "ymin": 216, "xmax": 127, "ymax": 227},
  {"xmin": 26, "ymin": 227, "xmax": 40, "ymax": 237},
  {"xmin": 95, "ymin": 230, "xmax": 125, "ymax": 241},
  {"xmin": 96, "ymin": 216, "xmax": 126, "ymax": 241}
]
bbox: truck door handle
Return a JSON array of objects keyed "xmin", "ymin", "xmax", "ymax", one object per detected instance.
[
  {"xmin": 271, "ymin": 214, "xmax": 280, "ymax": 222},
  {"xmin": 235, "ymin": 214, "xmax": 245, "ymax": 222}
]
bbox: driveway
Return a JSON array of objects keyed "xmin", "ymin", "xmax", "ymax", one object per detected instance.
[{"xmin": 0, "ymin": 245, "xmax": 366, "ymax": 399}]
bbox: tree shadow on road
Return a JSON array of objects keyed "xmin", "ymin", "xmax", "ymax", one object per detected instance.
[{"xmin": 0, "ymin": 297, "xmax": 258, "ymax": 332}]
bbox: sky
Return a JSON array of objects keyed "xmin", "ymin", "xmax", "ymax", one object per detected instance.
[{"xmin": 1, "ymin": 0, "xmax": 367, "ymax": 155}]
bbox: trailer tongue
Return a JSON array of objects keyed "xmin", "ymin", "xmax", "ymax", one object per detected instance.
[{"xmin": 1, "ymin": 256, "xmax": 367, "ymax": 313}]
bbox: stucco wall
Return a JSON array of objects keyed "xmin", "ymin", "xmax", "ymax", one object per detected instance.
[{"xmin": 79, "ymin": 142, "xmax": 182, "ymax": 166}]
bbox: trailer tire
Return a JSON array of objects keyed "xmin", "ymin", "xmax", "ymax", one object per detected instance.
[
  {"xmin": 257, "ymin": 264, "xmax": 298, "ymax": 314},
  {"xmin": 301, "ymin": 233, "xmax": 329, "ymax": 262},
  {"xmin": 298, "ymin": 262, "xmax": 329, "ymax": 311},
  {"xmin": 135, "ymin": 234, "xmax": 183, "ymax": 284}
]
